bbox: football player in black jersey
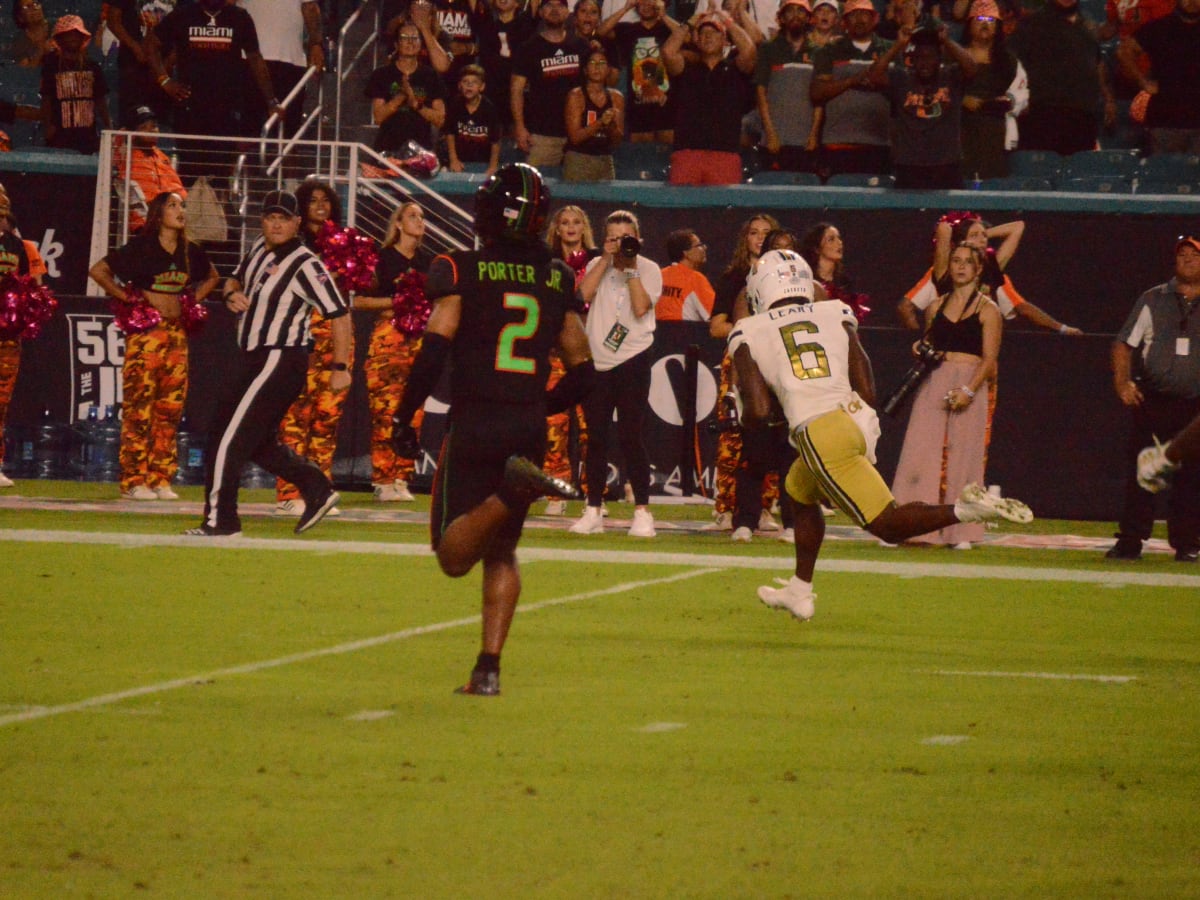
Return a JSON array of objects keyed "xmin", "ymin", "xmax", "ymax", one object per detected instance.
[{"xmin": 391, "ymin": 163, "xmax": 594, "ymax": 695}]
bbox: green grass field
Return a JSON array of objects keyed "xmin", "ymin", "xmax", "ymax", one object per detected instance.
[{"xmin": 1, "ymin": 483, "xmax": 1197, "ymax": 898}]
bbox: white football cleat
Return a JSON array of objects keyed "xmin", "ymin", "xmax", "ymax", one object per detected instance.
[
  {"xmin": 777, "ymin": 527, "xmax": 795, "ymax": 544},
  {"xmin": 757, "ymin": 577, "xmax": 816, "ymax": 621},
  {"xmin": 569, "ymin": 505, "xmax": 605, "ymax": 535},
  {"xmin": 954, "ymin": 483, "xmax": 1033, "ymax": 524},
  {"xmin": 1137, "ymin": 437, "xmax": 1179, "ymax": 494}
]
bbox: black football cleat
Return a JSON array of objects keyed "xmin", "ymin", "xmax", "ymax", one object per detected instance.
[
  {"xmin": 295, "ymin": 489, "xmax": 340, "ymax": 534},
  {"xmin": 454, "ymin": 669, "xmax": 500, "ymax": 696},
  {"xmin": 500, "ymin": 455, "xmax": 581, "ymax": 507}
]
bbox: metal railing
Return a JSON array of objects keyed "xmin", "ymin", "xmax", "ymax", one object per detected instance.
[
  {"xmin": 89, "ymin": 131, "xmax": 474, "ymax": 296},
  {"xmin": 334, "ymin": 0, "xmax": 383, "ymax": 144}
]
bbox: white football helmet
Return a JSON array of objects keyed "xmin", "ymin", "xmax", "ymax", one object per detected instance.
[{"xmin": 745, "ymin": 249, "xmax": 814, "ymax": 315}]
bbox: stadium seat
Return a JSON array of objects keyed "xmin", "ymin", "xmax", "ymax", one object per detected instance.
[
  {"xmin": 1059, "ymin": 175, "xmax": 1133, "ymax": 194},
  {"xmin": 1061, "ymin": 148, "xmax": 1142, "ymax": 180},
  {"xmin": 1137, "ymin": 153, "xmax": 1200, "ymax": 184},
  {"xmin": 614, "ymin": 142, "xmax": 671, "ymax": 181},
  {"xmin": 1007, "ymin": 149, "xmax": 1064, "ymax": 180},
  {"xmin": 750, "ymin": 171, "xmax": 821, "ymax": 186},
  {"xmin": 826, "ymin": 172, "xmax": 894, "ymax": 188},
  {"xmin": 1134, "ymin": 179, "xmax": 1200, "ymax": 196},
  {"xmin": 978, "ymin": 175, "xmax": 1055, "ymax": 192}
]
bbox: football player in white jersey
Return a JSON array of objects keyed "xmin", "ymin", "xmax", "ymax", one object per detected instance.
[{"xmin": 728, "ymin": 250, "xmax": 1033, "ymax": 621}]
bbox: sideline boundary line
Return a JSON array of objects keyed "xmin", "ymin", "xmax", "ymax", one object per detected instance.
[
  {"xmin": 0, "ymin": 568, "xmax": 721, "ymax": 729},
  {"xmin": 3, "ymin": 527, "xmax": 1198, "ymax": 588},
  {"xmin": 931, "ymin": 669, "xmax": 1136, "ymax": 684}
]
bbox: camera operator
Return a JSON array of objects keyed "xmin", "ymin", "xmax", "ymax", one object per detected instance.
[
  {"xmin": 571, "ymin": 209, "xmax": 664, "ymax": 538},
  {"xmin": 890, "ymin": 241, "xmax": 1002, "ymax": 549}
]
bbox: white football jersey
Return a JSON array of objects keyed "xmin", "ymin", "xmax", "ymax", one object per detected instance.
[{"xmin": 727, "ymin": 300, "xmax": 858, "ymax": 434}]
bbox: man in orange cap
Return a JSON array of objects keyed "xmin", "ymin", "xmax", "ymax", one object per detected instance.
[
  {"xmin": 810, "ymin": 0, "xmax": 893, "ymax": 177},
  {"xmin": 755, "ymin": 0, "xmax": 823, "ymax": 173}
]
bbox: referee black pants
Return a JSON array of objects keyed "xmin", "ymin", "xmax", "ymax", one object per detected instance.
[{"xmin": 202, "ymin": 347, "xmax": 331, "ymax": 531}]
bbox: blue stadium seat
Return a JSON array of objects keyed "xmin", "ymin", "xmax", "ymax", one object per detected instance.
[
  {"xmin": 750, "ymin": 171, "xmax": 821, "ymax": 186},
  {"xmin": 826, "ymin": 172, "xmax": 894, "ymax": 188},
  {"xmin": 1060, "ymin": 175, "xmax": 1133, "ymax": 194},
  {"xmin": 1137, "ymin": 153, "xmax": 1200, "ymax": 184},
  {"xmin": 614, "ymin": 142, "xmax": 671, "ymax": 181},
  {"xmin": 1007, "ymin": 149, "xmax": 1064, "ymax": 179},
  {"xmin": 1134, "ymin": 179, "xmax": 1200, "ymax": 196},
  {"xmin": 1061, "ymin": 148, "xmax": 1142, "ymax": 179},
  {"xmin": 979, "ymin": 175, "xmax": 1055, "ymax": 192}
]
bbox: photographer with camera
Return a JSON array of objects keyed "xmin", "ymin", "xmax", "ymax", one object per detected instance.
[
  {"xmin": 890, "ymin": 241, "xmax": 1002, "ymax": 549},
  {"xmin": 571, "ymin": 209, "xmax": 663, "ymax": 538}
]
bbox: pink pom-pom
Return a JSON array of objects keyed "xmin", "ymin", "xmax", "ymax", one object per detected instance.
[
  {"xmin": 179, "ymin": 287, "xmax": 208, "ymax": 334},
  {"xmin": 391, "ymin": 270, "xmax": 431, "ymax": 336},
  {"xmin": 823, "ymin": 281, "xmax": 871, "ymax": 324},
  {"xmin": 0, "ymin": 274, "xmax": 59, "ymax": 340},
  {"xmin": 316, "ymin": 221, "xmax": 379, "ymax": 294},
  {"xmin": 110, "ymin": 285, "xmax": 163, "ymax": 335}
]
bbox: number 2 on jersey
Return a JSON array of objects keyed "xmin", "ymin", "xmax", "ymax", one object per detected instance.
[
  {"xmin": 780, "ymin": 320, "xmax": 831, "ymax": 380},
  {"xmin": 496, "ymin": 292, "xmax": 541, "ymax": 374}
]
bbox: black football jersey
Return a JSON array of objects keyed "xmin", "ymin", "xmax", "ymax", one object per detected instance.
[{"xmin": 425, "ymin": 242, "xmax": 578, "ymax": 406}]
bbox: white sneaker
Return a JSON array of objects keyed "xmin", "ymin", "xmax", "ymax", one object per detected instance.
[
  {"xmin": 623, "ymin": 482, "xmax": 635, "ymax": 503},
  {"xmin": 628, "ymin": 508, "xmax": 656, "ymax": 538},
  {"xmin": 374, "ymin": 482, "xmax": 405, "ymax": 502},
  {"xmin": 569, "ymin": 505, "xmax": 605, "ymax": 534},
  {"xmin": 954, "ymin": 483, "xmax": 1033, "ymax": 524},
  {"xmin": 544, "ymin": 498, "xmax": 567, "ymax": 516},
  {"xmin": 0, "ymin": 471, "xmax": 13, "ymax": 487},
  {"xmin": 392, "ymin": 479, "xmax": 415, "ymax": 502},
  {"xmin": 821, "ymin": 504, "xmax": 836, "ymax": 518},
  {"xmin": 274, "ymin": 499, "xmax": 305, "ymax": 517},
  {"xmin": 757, "ymin": 577, "xmax": 816, "ymax": 621},
  {"xmin": 1137, "ymin": 437, "xmax": 1179, "ymax": 494},
  {"xmin": 952, "ymin": 541, "xmax": 972, "ymax": 550},
  {"xmin": 731, "ymin": 526, "xmax": 753, "ymax": 543},
  {"xmin": 327, "ymin": 506, "xmax": 342, "ymax": 518},
  {"xmin": 600, "ymin": 502, "xmax": 609, "ymax": 517},
  {"xmin": 777, "ymin": 527, "xmax": 795, "ymax": 544},
  {"xmin": 758, "ymin": 509, "xmax": 781, "ymax": 532},
  {"xmin": 154, "ymin": 486, "xmax": 179, "ymax": 500},
  {"xmin": 121, "ymin": 485, "xmax": 157, "ymax": 501},
  {"xmin": 701, "ymin": 511, "xmax": 733, "ymax": 532}
]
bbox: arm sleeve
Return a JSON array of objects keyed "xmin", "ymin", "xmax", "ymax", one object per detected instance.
[{"xmin": 425, "ymin": 254, "xmax": 460, "ymax": 300}]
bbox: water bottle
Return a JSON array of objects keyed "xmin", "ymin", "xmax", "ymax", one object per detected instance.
[
  {"xmin": 971, "ymin": 172, "xmax": 983, "ymax": 191},
  {"xmin": 241, "ymin": 462, "xmax": 276, "ymax": 490},
  {"xmin": 92, "ymin": 405, "xmax": 123, "ymax": 483},
  {"xmin": 33, "ymin": 409, "xmax": 69, "ymax": 479},
  {"xmin": 174, "ymin": 416, "xmax": 206, "ymax": 485},
  {"xmin": 73, "ymin": 405, "xmax": 101, "ymax": 479}
]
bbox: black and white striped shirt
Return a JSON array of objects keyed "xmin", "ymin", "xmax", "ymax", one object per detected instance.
[{"xmin": 232, "ymin": 236, "xmax": 348, "ymax": 351}]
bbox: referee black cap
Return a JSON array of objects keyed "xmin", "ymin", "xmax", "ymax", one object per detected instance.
[{"xmin": 262, "ymin": 190, "xmax": 300, "ymax": 218}]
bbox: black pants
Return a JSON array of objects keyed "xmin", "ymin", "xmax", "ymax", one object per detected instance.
[
  {"xmin": 733, "ymin": 425, "xmax": 796, "ymax": 531},
  {"xmin": 1018, "ymin": 105, "xmax": 1099, "ymax": 157},
  {"xmin": 1115, "ymin": 391, "xmax": 1200, "ymax": 552},
  {"xmin": 202, "ymin": 347, "xmax": 330, "ymax": 531},
  {"xmin": 583, "ymin": 348, "xmax": 653, "ymax": 506}
]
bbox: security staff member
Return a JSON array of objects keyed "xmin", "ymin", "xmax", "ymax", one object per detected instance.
[
  {"xmin": 1106, "ymin": 234, "xmax": 1200, "ymax": 562},
  {"xmin": 185, "ymin": 190, "xmax": 351, "ymax": 537}
]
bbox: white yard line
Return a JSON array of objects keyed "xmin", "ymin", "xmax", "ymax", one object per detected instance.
[
  {"xmin": 0, "ymin": 567, "xmax": 720, "ymax": 729},
  {"xmin": 3, "ymin": 528, "xmax": 1199, "ymax": 587},
  {"xmin": 930, "ymin": 670, "xmax": 1137, "ymax": 684}
]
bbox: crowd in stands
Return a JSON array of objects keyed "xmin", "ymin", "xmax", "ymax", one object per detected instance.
[{"xmin": 0, "ymin": 0, "xmax": 1198, "ymax": 187}]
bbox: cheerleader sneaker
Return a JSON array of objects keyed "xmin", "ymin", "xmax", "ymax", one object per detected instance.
[
  {"xmin": 153, "ymin": 486, "xmax": 179, "ymax": 500},
  {"xmin": 0, "ymin": 472, "xmax": 13, "ymax": 487},
  {"xmin": 757, "ymin": 509, "xmax": 781, "ymax": 532},
  {"xmin": 544, "ymin": 498, "xmax": 568, "ymax": 516},
  {"xmin": 569, "ymin": 505, "xmax": 605, "ymax": 535},
  {"xmin": 121, "ymin": 485, "xmax": 157, "ymax": 501},
  {"xmin": 392, "ymin": 479, "xmax": 415, "ymax": 502},
  {"xmin": 628, "ymin": 508, "xmax": 656, "ymax": 538},
  {"xmin": 274, "ymin": 499, "xmax": 304, "ymax": 517}
]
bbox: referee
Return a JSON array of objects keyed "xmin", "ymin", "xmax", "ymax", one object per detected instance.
[{"xmin": 185, "ymin": 190, "xmax": 351, "ymax": 537}]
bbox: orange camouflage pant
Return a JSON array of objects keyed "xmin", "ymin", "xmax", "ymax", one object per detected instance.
[
  {"xmin": 0, "ymin": 340, "xmax": 19, "ymax": 466},
  {"xmin": 120, "ymin": 320, "xmax": 187, "ymax": 492},
  {"xmin": 544, "ymin": 350, "xmax": 589, "ymax": 491},
  {"xmin": 276, "ymin": 316, "xmax": 355, "ymax": 501},
  {"xmin": 714, "ymin": 354, "xmax": 779, "ymax": 516},
  {"xmin": 365, "ymin": 317, "xmax": 423, "ymax": 485}
]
